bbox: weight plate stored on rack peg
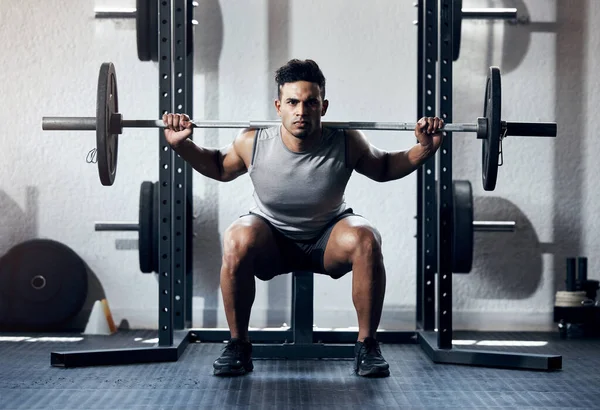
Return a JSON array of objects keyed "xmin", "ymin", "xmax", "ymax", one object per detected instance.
[
  {"xmin": 138, "ymin": 181, "xmax": 159, "ymax": 273},
  {"xmin": 97, "ymin": 62, "xmax": 120, "ymax": 186},
  {"xmin": 151, "ymin": 181, "xmax": 159, "ymax": 272},
  {"xmin": 482, "ymin": 66, "xmax": 502, "ymax": 191},
  {"xmin": 0, "ymin": 239, "xmax": 88, "ymax": 331},
  {"xmin": 452, "ymin": 180, "xmax": 474, "ymax": 274},
  {"xmin": 452, "ymin": 0, "xmax": 463, "ymax": 61},
  {"xmin": 136, "ymin": 0, "xmax": 159, "ymax": 62},
  {"xmin": 138, "ymin": 181, "xmax": 153, "ymax": 273}
]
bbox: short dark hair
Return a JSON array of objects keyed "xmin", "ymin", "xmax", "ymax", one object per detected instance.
[{"xmin": 275, "ymin": 59, "xmax": 326, "ymax": 99}]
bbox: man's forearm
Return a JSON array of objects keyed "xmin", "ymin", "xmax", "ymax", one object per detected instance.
[
  {"xmin": 385, "ymin": 143, "xmax": 435, "ymax": 181},
  {"xmin": 171, "ymin": 139, "xmax": 223, "ymax": 181}
]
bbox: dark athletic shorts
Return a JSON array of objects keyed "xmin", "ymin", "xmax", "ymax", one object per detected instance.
[{"xmin": 245, "ymin": 208, "xmax": 358, "ymax": 280}]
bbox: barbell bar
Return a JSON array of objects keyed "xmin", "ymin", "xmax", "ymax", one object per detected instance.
[
  {"xmin": 95, "ymin": 222, "xmax": 139, "ymax": 231},
  {"xmin": 94, "ymin": 2, "xmax": 199, "ymax": 18},
  {"xmin": 461, "ymin": 8, "xmax": 517, "ymax": 20},
  {"xmin": 94, "ymin": 8, "xmax": 137, "ymax": 18},
  {"xmin": 472, "ymin": 221, "xmax": 515, "ymax": 232},
  {"xmin": 95, "ymin": 220, "xmax": 515, "ymax": 233},
  {"xmin": 40, "ymin": 62, "xmax": 557, "ymax": 189},
  {"xmin": 41, "ymin": 117, "xmax": 555, "ymax": 137}
]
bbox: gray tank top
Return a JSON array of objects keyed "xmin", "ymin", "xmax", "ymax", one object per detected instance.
[{"xmin": 249, "ymin": 126, "xmax": 353, "ymax": 240}]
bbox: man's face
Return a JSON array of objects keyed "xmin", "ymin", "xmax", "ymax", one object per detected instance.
[{"xmin": 275, "ymin": 81, "xmax": 328, "ymax": 139}]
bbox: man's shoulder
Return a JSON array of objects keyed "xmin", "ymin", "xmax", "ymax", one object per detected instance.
[{"xmin": 256, "ymin": 125, "xmax": 279, "ymax": 140}]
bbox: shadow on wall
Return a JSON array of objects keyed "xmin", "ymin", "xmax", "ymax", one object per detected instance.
[
  {"xmin": 0, "ymin": 188, "xmax": 38, "ymax": 256},
  {"xmin": 551, "ymin": 1, "xmax": 586, "ymax": 293},
  {"xmin": 191, "ymin": 0, "xmax": 224, "ymax": 328},
  {"xmin": 0, "ymin": 188, "xmax": 108, "ymax": 331},
  {"xmin": 494, "ymin": 1, "xmax": 585, "ymax": 297},
  {"xmin": 500, "ymin": 0, "xmax": 558, "ymax": 75},
  {"xmin": 468, "ymin": 196, "xmax": 542, "ymax": 299}
]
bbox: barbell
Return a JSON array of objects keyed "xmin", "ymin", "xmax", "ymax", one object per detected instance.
[
  {"xmin": 94, "ymin": 179, "xmax": 514, "ymax": 274},
  {"xmin": 97, "ymin": 1, "xmax": 519, "ymax": 63},
  {"xmin": 95, "ymin": 0, "xmax": 197, "ymax": 62},
  {"xmin": 41, "ymin": 62, "xmax": 556, "ymax": 190}
]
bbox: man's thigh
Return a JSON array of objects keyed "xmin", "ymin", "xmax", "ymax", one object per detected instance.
[
  {"xmin": 322, "ymin": 215, "xmax": 381, "ymax": 279},
  {"xmin": 228, "ymin": 214, "xmax": 287, "ymax": 280},
  {"xmin": 232, "ymin": 214, "xmax": 314, "ymax": 281}
]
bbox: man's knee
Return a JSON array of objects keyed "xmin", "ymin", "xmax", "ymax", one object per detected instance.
[
  {"xmin": 346, "ymin": 225, "xmax": 382, "ymax": 260},
  {"xmin": 222, "ymin": 218, "xmax": 269, "ymax": 268}
]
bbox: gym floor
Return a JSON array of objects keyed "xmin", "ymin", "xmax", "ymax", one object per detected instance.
[{"xmin": 0, "ymin": 330, "xmax": 598, "ymax": 409}]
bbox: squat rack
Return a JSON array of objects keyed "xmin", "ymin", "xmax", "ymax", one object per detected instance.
[{"xmin": 51, "ymin": 0, "xmax": 561, "ymax": 370}]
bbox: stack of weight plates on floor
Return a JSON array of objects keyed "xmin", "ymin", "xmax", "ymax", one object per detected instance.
[{"xmin": 554, "ymin": 291, "xmax": 591, "ymax": 307}]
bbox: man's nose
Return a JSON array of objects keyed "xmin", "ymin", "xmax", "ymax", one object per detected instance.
[{"xmin": 295, "ymin": 102, "xmax": 306, "ymax": 116}]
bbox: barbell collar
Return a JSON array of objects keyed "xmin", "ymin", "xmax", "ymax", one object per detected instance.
[
  {"xmin": 95, "ymin": 222, "xmax": 139, "ymax": 232},
  {"xmin": 473, "ymin": 221, "xmax": 515, "ymax": 232},
  {"xmin": 94, "ymin": 8, "xmax": 137, "ymax": 18},
  {"xmin": 42, "ymin": 117, "xmax": 97, "ymax": 131},
  {"xmin": 461, "ymin": 8, "xmax": 518, "ymax": 20}
]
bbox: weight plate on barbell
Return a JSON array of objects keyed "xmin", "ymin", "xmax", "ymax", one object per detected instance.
[
  {"xmin": 97, "ymin": 62, "xmax": 119, "ymax": 186},
  {"xmin": 136, "ymin": 0, "xmax": 159, "ymax": 62},
  {"xmin": 0, "ymin": 239, "xmax": 88, "ymax": 331},
  {"xmin": 482, "ymin": 66, "xmax": 501, "ymax": 191},
  {"xmin": 139, "ymin": 181, "xmax": 155, "ymax": 273},
  {"xmin": 453, "ymin": 0, "xmax": 463, "ymax": 61},
  {"xmin": 452, "ymin": 180, "xmax": 474, "ymax": 274}
]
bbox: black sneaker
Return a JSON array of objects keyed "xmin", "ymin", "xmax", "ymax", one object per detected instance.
[
  {"xmin": 354, "ymin": 337, "xmax": 390, "ymax": 377},
  {"xmin": 213, "ymin": 339, "xmax": 254, "ymax": 376}
]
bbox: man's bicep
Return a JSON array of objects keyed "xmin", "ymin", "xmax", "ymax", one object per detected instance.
[
  {"xmin": 348, "ymin": 130, "xmax": 387, "ymax": 182},
  {"xmin": 220, "ymin": 129, "xmax": 254, "ymax": 181}
]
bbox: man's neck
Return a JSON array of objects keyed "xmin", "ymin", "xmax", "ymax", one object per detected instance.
[{"xmin": 280, "ymin": 125, "xmax": 322, "ymax": 153}]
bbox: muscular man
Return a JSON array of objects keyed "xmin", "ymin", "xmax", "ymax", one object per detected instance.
[{"xmin": 163, "ymin": 59, "xmax": 444, "ymax": 378}]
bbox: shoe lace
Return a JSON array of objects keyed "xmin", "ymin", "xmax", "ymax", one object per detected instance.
[
  {"xmin": 362, "ymin": 338, "xmax": 382, "ymax": 357},
  {"xmin": 222, "ymin": 340, "xmax": 247, "ymax": 357}
]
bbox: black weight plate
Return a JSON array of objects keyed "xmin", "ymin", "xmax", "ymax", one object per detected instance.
[
  {"xmin": 482, "ymin": 66, "xmax": 501, "ymax": 191},
  {"xmin": 1, "ymin": 239, "xmax": 88, "ymax": 331},
  {"xmin": 149, "ymin": 0, "xmax": 159, "ymax": 61},
  {"xmin": 453, "ymin": 0, "xmax": 463, "ymax": 61},
  {"xmin": 152, "ymin": 181, "xmax": 160, "ymax": 273},
  {"xmin": 139, "ymin": 181, "xmax": 155, "ymax": 273},
  {"xmin": 136, "ymin": 0, "xmax": 159, "ymax": 62},
  {"xmin": 452, "ymin": 180, "xmax": 474, "ymax": 274},
  {"xmin": 97, "ymin": 62, "xmax": 119, "ymax": 186}
]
